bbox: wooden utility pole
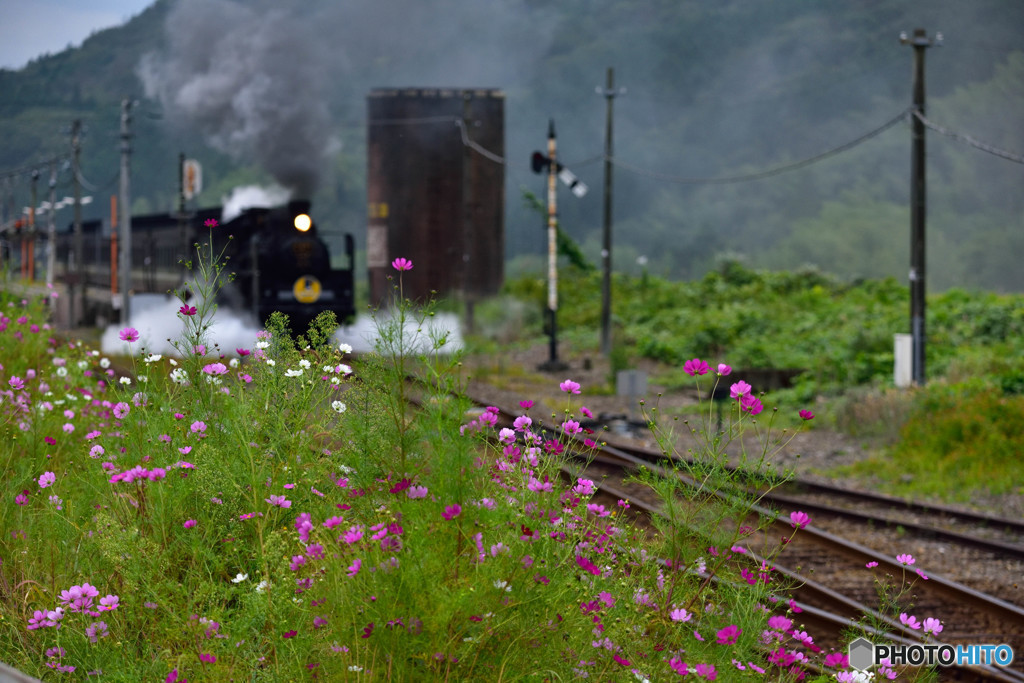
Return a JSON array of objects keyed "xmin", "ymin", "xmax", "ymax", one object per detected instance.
[
  {"xmin": 902, "ymin": 28, "xmax": 936, "ymax": 386},
  {"xmin": 597, "ymin": 68, "xmax": 624, "ymax": 357}
]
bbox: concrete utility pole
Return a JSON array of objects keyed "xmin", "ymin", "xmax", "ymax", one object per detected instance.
[
  {"xmin": 901, "ymin": 28, "xmax": 937, "ymax": 387},
  {"xmin": 71, "ymin": 119, "xmax": 83, "ymax": 326},
  {"xmin": 597, "ymin": 67, "xmax": 624, "ymax": 358},
  {"xmin": 119, "ymin": 99, "xmax": 134, "ymax": 325}
]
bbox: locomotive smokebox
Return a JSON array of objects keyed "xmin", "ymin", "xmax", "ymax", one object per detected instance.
[
  {"xmin": 288, "ymin": 199, "xmax": 312, "ymax": 217},
  {"xmin": 366, "ymin": 88, "xmax": 505, "ymax": 306}
]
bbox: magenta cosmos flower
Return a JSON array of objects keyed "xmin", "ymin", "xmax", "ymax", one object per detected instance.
[
  {"xmin": 683, "ymin": 358, "xmax": 709, "ymax": 376},
  {"xmin": 119, "ymin": 327, "xmax": 140, "ymax": 343},
  {"xmin": 391, "ymin": 257, "xmax": 413, "ymax": 271},
  {"xmin": 789, "ymin": 510, "xmax": 811, "ymax": 529},
  {"xmin": 799, "ymin": 409, "xmax": 815, "ymax": 420},
  {"xmin": 179, "ymin": 305, "xmax": 197, "ymax": 316},
  {"xmin": 559, "ymin": 379, "xmax": 581, "ymax": 394}
]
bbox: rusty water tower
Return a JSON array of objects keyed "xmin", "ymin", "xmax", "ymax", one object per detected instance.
[{"xmin": 366, "ymin": 88, "xmax": 505, "ymax": 306}]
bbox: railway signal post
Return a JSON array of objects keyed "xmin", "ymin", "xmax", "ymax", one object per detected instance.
[{"xmin": 531, "ymin": 121, "xmax": 588, "ymax": 372}]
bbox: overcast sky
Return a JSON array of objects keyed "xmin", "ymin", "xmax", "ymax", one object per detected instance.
[{"xmin": 0, "ymin": 0, "xmax": 153, "ymax": 70}]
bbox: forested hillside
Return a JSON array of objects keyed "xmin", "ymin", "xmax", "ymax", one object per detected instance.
[{"xmin": 1, "ymin": 0, "xmax": 1022, "ymax": 290}]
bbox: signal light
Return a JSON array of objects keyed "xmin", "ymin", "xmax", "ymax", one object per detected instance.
[{"xmin": 294, "ymin": 213, "xmax": 312, "ymax": 232}]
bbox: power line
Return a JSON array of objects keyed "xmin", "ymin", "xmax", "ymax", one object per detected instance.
[
  {"xmin": 0, "ymin": 154, "xmax": 69, "ymax": 182},
  {"xmin": 609, "ymin": 109, "xmax": 911, "ymax": 185},
  {"xmin": 914, "ymin": 110, "xmax": 1024, "ymax": 165}
]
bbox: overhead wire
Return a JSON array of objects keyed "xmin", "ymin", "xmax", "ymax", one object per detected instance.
[
  {"xmin": 608, "ymin": 109, "xmax": 912, "ymax": 185},
  {"xmin": 913, "ymin": 110, "xmax": 1024, "ymax": 165}
]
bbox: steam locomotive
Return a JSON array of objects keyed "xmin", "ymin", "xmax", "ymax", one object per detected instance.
[
  {"xmin": 48, "ymin": 199, "xmax": 355, "ymax": 331},
  {"xmin": 212, "ymin": 199, "xmax": 356, "ymax": 331}
]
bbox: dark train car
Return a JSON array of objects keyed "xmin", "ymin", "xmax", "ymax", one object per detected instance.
[
  {"xmin": 52, "ymin": 201, "xmax": 355, "ymax": 332},
  {"xmin": 366, "ymin": 87, "xmax": 505, "ymax": 306}
]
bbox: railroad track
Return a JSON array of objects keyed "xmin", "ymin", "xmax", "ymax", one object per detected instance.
[{"xmin": 463, "ymin": 393, "xmax": 1024, "ymax": 682}]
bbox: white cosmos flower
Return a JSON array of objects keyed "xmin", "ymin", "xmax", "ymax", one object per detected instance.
[
  {"xmin": 331, "ymin": 401, "xmax": 347, "ymax": 414},
  {"xmin": 100, "ymin": 358, "xmax": 111, "ymax": 369},
  {"xmin": 232, "ymin": 573, "xmax": 248, "ymax": 583},
  {"xmin": 255, "ymin": 580, "xmax": 269, "ymax": 593},
  {"xmin": 285, "ymin": 368, "xmax": 303, "ymax": 377},
  {"xmin": 299, "ymin": 359, "xmax": 311, "ymax": 369},
  {"xmin": 338, "ymin": 343, "xmax": 353, "ymax": 355}
]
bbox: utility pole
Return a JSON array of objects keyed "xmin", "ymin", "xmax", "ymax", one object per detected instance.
[
  {"xmin": 901, "ymin": 28, "xmax": 937, "ymax": 387},
  {"xmin": 46, "ymin": 162, "xmax": 56, "ymax": 286},
  {"xmin": 29, "ymin": 169, "xmax": 38, "ymax": 281},
  {"xmin": 119, "ymin": 99, "xmax": 134, "ymax": 325},
  {"xmin": 71, "ymin": 119, "xmax": 83, "ymax": 326},
  {"xmin": 597, "ymin": 67, "xmax": 624, "ymax": 358}
]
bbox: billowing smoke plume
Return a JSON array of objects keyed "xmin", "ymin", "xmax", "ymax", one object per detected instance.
[{"xmin": 138, "ymin": 0, "xmax": 336, "ymax": 198}]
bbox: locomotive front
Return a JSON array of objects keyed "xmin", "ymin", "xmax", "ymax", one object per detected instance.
[{"xmin": 228, "ymin": 199, "xmax": 355, "ymax": 331}]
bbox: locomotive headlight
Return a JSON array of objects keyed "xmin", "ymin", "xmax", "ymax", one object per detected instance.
[{"xmin": 294, "ymin": 213, "xmax": 312, "ymax": 232}]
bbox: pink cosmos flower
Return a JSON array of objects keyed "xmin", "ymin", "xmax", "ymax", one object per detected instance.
[
  {"xmin": 740, "ymin": 392, "xmax": 763, "ymax": 415},
  {"xmin": 921, "ymin": 617, "xmax": 943, "ymax": 635},
  {"xmin": 179, "ymin": 305, "xmax": 197, "ymax": 316},
  {"xmin": 693, "ymin": 663, "xmax": 716, "ymax": 680},
  {"xmin": 183, "ymin": 520, "xmax": 197, "ymax": 529},
  {"xmin": 519, "ymin": 400, "xmax": 534, "ymax": 410},
  {"xmin": 38, "ymin": 471, "xmax": 56, "ymax": 489},
  {"xmin": 443, "ymin": 504, "xmax": 462, "ymax": 520},
  {"xmin": 896, "ymin": 553, "xmax": 915, "ymax": 566},
  {"xmin": 789, "ymin": 511, "xmax": 811, "ymax": 529},
  {"xmin": 670, "ymin": 658, "xmax": 688, "ymax": 675},
  {"xmin": 729, "ymin": 380, "xmax": 752, "ymax": 399},
  {"xmin": 573, "ymin": 479, "xmax": 595, "ymax": 496},
  {"xmin": 113, "ymin": 402, "xmax": 130, "ymax": 419},
  {"xmin": 865, "ymin": 561, "xmax": 878, "ymax": 568},
  {"xmin": 562, "ymin": 419, "xmax": 582, "ymax": 435},
  {"xmin": 716, "ymin": 624, "xmax": 742, "ymax": 645},
  {"xmin": 527, "ymin": 477, "xmax": 553, "ymax": 493},
  {"xmin": 767, "ymin": 615, "xmax": 792, "ymax": 631},
  {"xmin": 119, "ymin": 327, "xmax": 139, "ymax": 342},
  {"xmin": 683, "ymin": 358, "xmax": 710, "ymax": 376},
  {"xmin": 8, "ymin": 376, "xmax": 24, "ymax": 390},
  {"xmin": 265, "ymin": 494, "xmax": 291, "ymax": 508},
  {"xmin": 199, "ymin": 653, "xmax": 216, "ymax": 664},
  {"xmin": 98, "ymin": 594, "xmax": 119, "ymax": 611},
  {"xmin": 204, "ymin": 219, "xmax": 218, "ymax": 228},
  {"xmin": 347, "ymin": 558, "xmax": 362, "ymax": 576},
  {"xmin": 823, "ymin": 653, "xmax": 848, "ymax": 668},
  {"xmin": 899, "ymin": 613, "xmax": 921, "ymax": 630},
  {"xmin": 799, "ymin": 409, "xmax": 815, "ymax": 420},
  {"xmin": 203, "ymin": 363, "xmax": 228, "ymax": 375},
  {"xmin": 670, "ymin": 607, "xmax": 692, "ymax": 622},
  {"xmin": 717, "ymin": 363, "xmax": 731, "ymax": 376},
  {"xmin": 407, "ymin": 485, "xmax": 428, "ymax": 499},
  {"xmin": 391, "ymin": 257, "xmax": 413, "ymax": 271},
  {"xmin": 190, "ymin": 421, "xmax": 207, "ymax": 435},
  {"xmin": 559, "ymin": 379, "xmax": 581, "ymax": 394}
]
